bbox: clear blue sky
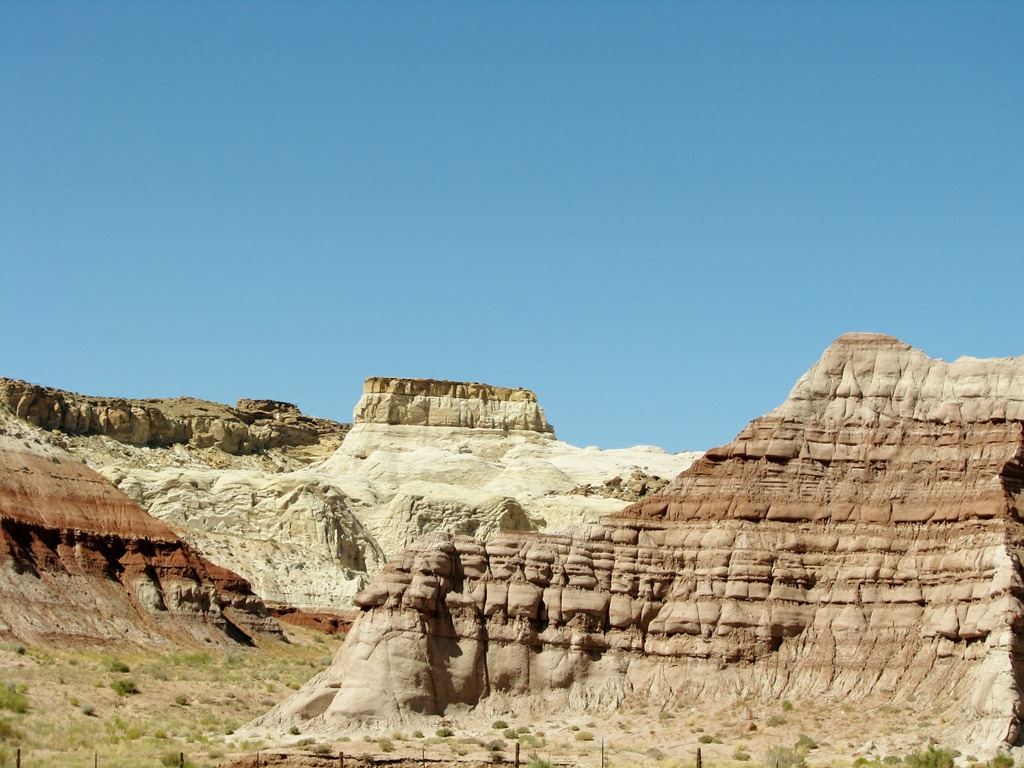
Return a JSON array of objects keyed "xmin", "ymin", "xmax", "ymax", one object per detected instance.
[{"xmin": 2, "ymin": 1, "xmax": 1021, "ymax": 453}]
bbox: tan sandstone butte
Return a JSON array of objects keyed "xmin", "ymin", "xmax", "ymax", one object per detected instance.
[{"xmin": 248, "ymin": 334, "xmax": 1024, "ymax": 755}]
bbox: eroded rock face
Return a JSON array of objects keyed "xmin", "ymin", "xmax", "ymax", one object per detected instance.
[
  {"xmin": 252, "ymin": 334, "xmax": 1024, "ymax": 754},
  {"xmin": 0, "ymin": 378, "xmax": 349, "ymax": 455},
  {"xmin": 0, "ymin": 412, "xmax": 281, "ymax": 646},
  {"xmin": 5, "ymin": 378, "xmax": 696, "ymax": 611},
  {"xmin": 354, "ymin": 377, "xmax": 554, "ymax": 433}
]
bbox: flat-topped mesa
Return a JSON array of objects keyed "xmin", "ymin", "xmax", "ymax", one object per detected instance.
[{"xmin": 353, "ymin": 377, "xmax": 554, "ymax": 433}]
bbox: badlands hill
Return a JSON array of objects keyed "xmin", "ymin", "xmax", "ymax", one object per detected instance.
[
  {"xmin": 250, "ymin": 334, "xmax": 1024, "ymax": 754},
  {"xmin": 0, "ymin": 376, "xmax": 699, "ymax": 613},
  {"xmin": 0, "ymin": 408, "xmax": 280, "ymax": 646}
]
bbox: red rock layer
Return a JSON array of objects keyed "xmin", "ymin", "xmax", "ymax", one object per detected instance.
[
  {"xmin": 0, "ymin": 414, "xmax": 280, "ymax": 646},
  {"xmin": 617, "ymin": 334, "xmax": 1023, "ymax": 527}
]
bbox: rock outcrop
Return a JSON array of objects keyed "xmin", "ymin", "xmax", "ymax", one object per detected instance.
[
  {"xmin": 251, "ymin": 334, "xmax": 1024, "ymax": 754},
  {"xmin": 0, "ymin": 410, "xmax": 281, "ymax": 646},
  {"xmin": 0, "ymin": 378, "xmax": 349, "ymax": 456},
  {"xmin": 354, "ymin": 377, "xmax": 554, "ymax": 433},
  {"xmin": 2, "ymin": 378, "xmax": 698, "ymax": 612}
]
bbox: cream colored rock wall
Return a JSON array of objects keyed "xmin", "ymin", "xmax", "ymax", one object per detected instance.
[
  {"xmin": 250, "ymin": 522, "xmax": 1023, "ymax": 753},
  {"xmin": 354, "ymin": 377, "xmax": 554, "ymax": 433},
  {"xmin": 103, "ymin": 467, "xmax": 385, "ymax": 608}
]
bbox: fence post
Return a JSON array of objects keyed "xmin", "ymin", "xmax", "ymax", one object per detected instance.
[
  {"xmin": 697, "ymin": 747, "xmax": 702, "ymax": 768},
  {"xmin": 16, "ymin": 747, "xmax": 20, "ymax": 768},
  {"xmin": 601, "ymin": 739, "xmax": 604, "ymax": 768},
  {"xmin": 339, "ymin": 751, "xmax": 344, "ymax": 768},
  {"xmin": 180, "ymin": 752, "xmax": 184, "ymax": 768},
  {"xmin": 515, "ymin": 741, "xmax": 521, "ymax": 768}
]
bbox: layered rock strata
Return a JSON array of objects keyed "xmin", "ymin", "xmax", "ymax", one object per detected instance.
[
  {"xmin": 354, "ymin": 377, "xmax": 554, "ymax": 433},
  {"xmin": 0, "ymin": 378, "xmax": 349, "ymax": 456},
  {"xmin": 2, "ymin": 378, "xmax": 697, "ymax": 611},
  {"xmin": 253, "ymin": 334, "xmax": 1024, "ymax": 754},
  {"xmin": 0, "ymin": 411, "xmax": 281, "ymax": 646}
]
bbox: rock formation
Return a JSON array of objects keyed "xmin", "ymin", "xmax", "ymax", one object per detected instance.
[
  {"xmin": 250, "ymin": 334, "xmax": 1024, "ymax": 754},
  {"xmin": 0, "ymin": 410, "xmax": 281, "ymax": 646},
  {"xmin": 0, "ymin": 378, "xmax": 349, "ymax": 456},
  {"xmin": 354, "ymin": 377, "xmax": 553, "ymax": 433},
  {"xmin": 1, "ymin": 377, "xmax": 697, "ymax": 612}
]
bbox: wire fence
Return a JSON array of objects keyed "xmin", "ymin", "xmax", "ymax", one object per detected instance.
[{"xmin": 2, "ymin": 743, "xmax": 710, "ymax": 768}]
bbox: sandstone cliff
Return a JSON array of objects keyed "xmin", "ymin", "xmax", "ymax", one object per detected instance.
[
  {"xmin": 250, "ymin": 334, "xmax": 1024, "ymax": 754},
  {"xmin": 2, "ymin": 378, "xmax": 697, "ymax": 611},
  {"xmin": 354, "ymin": 377, "xmax": 553, "ymax": 433},
  {"xmin": 0, "ymin": 378, "xmax": 349, "ymax": 457},
  {"xmin": 0, "ymin": 411, "xmax": 281, "ymax": 646}
]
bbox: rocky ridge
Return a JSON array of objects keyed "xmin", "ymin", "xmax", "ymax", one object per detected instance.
[
  {"xmin": 1, "ymin": 377, "xmax": 698, "ymax": 611},
  {"xmin": 0, "ymin": 410, "xmax": 281, "ymax": 646},
  {"xmin": 250, "ymin": 334, "xmax": 1024, "ymax": 755},
  {"xmin": 0, "ymin": 378, "xmax": 350, "ymax": 458}
]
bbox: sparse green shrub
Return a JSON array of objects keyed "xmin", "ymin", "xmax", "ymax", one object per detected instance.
[
  {"xmin": 795, "ymin": 734, "xmax": 818, "ymax": 752},
  {"xmin": 647, "ymin": 748, "xmax": 666, "ymax": 761},
  {"xmin": 109, "ymin": 659, "xmax": 130, "ymax": 673},
  {"xmin": 0, "ymin": 718, "xmax": 22, "ymax": 742},
  {"xmin": 734, "ymin": 751, "xmax": 752, "ymax": 762},
  {"xmin": 378, "ymin": 737, "xmax": 394, "ymax": 752},
  {"xmin": 903, "ymin": 747, "xmax": 956, "ymax": 768},
  {"xmin": 0, "ymin": 684, "xmax": 27, "ymax": 713},
  {"xmin": 175, "ymin": 694, "xmax": 189, "ymax": 706},
  {"xmin": 526, "ymin": 760, "xmax": 555, "ymax": 768},
  {"xmin": 699, "ymin": 735, "xmax": 715, "ymax": 744},
  {"xmin": 160, "ymin": 753, "xmax": 195, "ymax": 768},
  {"xmin": 110, "ymin": 679, "xmax": 139, "ymax": 696},
  {"xmin": 492, "ymin": 720, "xmax": 509, "ymax": 729},
  {"xmin": 990, "ymin": 756, "xmax": 1014, "ymax": 768},
  {"xmin": 436, "ymin": 727, "xmax": 454, "ymax": 738},
  {"xmin": 517, "ymin": 726, "xmax": 530, "ymax": 734},
  {"xmin": 659, "ymin": 711, "xmax": 673, "ymax": 720},
  {"xmin": 782, "ymin": 699, "xmax": 794, "ymax": 711},
  {"xmin": 763, "ymin": 745, "xmax": 806, "ymax": 768},
  {"xmin": 487, "ymin": 739, "xmax": 506, "ymax": 751},
  {"xmin": 413, "ymin": 730, "xmax": 424, "ymax": 738},
  {"xmin": 575, "ymin": 731, "xmax": 594, "ymax": 742},
  {"xmin": 289, "ymin": 725, "xmax": 300, "ymax": 735},
  {"xmin": 81, "ymin": 703, "xmax": 95, "ymax": 716},
  {"xmin": 766, "ymin": 715, "xmax": 787, "ymax": 727},
  {"xmin": 504, "ymin": 728, "xmax": 517, "ymax": 739}
]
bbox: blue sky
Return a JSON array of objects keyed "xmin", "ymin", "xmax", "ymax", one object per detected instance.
[{"xmin": 2, "ymin": 1, "xmax": 1021, "ymax": 453}]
